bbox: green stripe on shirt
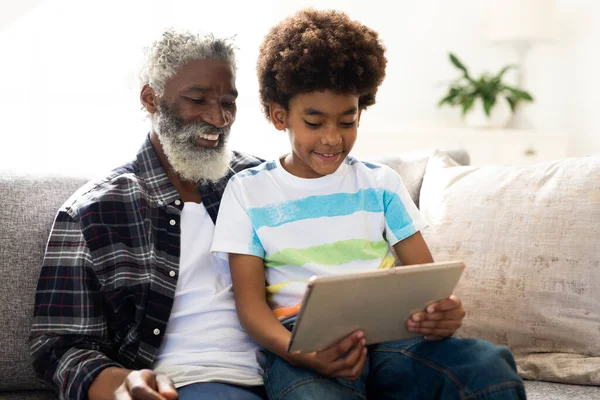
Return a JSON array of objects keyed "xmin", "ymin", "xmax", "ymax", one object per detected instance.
[{"xmin": 265, "ymin": 238, "xmax": 389, "ymax": 268}]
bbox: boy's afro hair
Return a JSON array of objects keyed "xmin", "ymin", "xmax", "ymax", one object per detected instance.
[{"xmin": 257, "ymin": 8, "xmax": 387, "ymax": 119}]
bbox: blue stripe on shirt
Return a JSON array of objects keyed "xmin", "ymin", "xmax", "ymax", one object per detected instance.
[
  {"xmin": 383, "ymin": 189, "xmax": 415, "ymax": 241},
  {"xmin": 231, "ymin": 160, "xmax": 277, "ymax": 181},
  {"xmin": 249, "ymin": 188, "xmax": 413, "ymax": 232}
]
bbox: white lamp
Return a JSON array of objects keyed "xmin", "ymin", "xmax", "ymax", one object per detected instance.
[{"xmin": 488, "ymin": 0, "xmax": 558, "ymax": 128}]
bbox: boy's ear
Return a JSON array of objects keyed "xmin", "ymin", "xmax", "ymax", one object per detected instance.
[
  {"xmin": 269, "ymin": 103, "xmax": 288, "ymax": 131},
  {"xmin": 357, "ymin": 110, "xmax": 362, "ymax": 127}
]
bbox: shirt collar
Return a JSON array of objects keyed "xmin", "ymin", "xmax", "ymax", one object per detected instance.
[{"xmin": 135, "ymin": 134, "xmax": 181, "ymax": 207}]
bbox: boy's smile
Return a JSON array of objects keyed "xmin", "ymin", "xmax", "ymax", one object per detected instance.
[
  {"xmin": 271, "ymin": 90, "xmax": 361, "ymax": 179},
  {"xmin": 312, "ymin": 151, "xmax": 342, "ymax": 163}
]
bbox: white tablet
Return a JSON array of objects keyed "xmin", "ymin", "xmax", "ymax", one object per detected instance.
[{"xmin": 287, "ymin": 260, "xmax": 465, "ymax": 353}]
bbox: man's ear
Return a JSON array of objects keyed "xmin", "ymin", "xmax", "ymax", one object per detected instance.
[
  {"xmin": 141, "ymin": 84, "xmax": 159, "ymax": 114},
  {"xmin": 269, "ymin": 103, "xmax": 288, "ymax": 131}
]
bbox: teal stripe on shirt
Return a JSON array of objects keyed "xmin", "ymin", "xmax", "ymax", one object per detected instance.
[
  {"xmin": 383, "ymin": 188, "xmax": 414, "ymax": 240},
  {"xmin": 248, "ymin": 188, "xmax": 413, "ymax": 231},
  {"xmin": 231, "ymin": 160, "xmax": 277, "ymax": 182}
]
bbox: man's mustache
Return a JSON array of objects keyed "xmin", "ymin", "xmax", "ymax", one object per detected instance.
[
  {"xmin": 169, "ymin": 119, "xmax": 231, "ymax": 143},
  {"xmin": 158, "ymin": 103, "xmax": 231, "ymax": 138}
]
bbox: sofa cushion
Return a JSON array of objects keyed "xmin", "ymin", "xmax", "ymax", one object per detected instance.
[
  {"xmin": 370, "ymin": 148, "xmax": 470, "ymax": 207},
  {"xmin": 524, "ymin": 380, "xmax": 600, "ymax": 400},
  {"xmin": 419, "ymin": 152, "xmax": 600, "ymax": 385},
  {"xmin": 0, "ymin": 174, "xmax": 88, "ymax": 391},
  {"xmin": 0, "ymin": 390, "xmax": 57, "ymax": 400}
]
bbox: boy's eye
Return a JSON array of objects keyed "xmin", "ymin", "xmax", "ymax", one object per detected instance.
[
  {"xmin": 304, "ymin": 120, "xmax": 322, "ymax": 129},
  {"xmin": 340, "ymin": 121, "xmax": 356, "ymax": 128}
]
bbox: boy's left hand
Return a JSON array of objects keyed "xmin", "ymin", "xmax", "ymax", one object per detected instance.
[{"xmin": 406, "ymin": 295, "xmax": 465, "ymax": 341}]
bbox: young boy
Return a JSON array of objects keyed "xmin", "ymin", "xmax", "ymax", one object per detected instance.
[{"xmin": 212, "ymin": 9, "xmax": 525, "ymax": 399}]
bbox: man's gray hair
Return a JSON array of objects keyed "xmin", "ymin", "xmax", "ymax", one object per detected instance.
[{"xmin": 140, "ymin": 29, "xmax": 237, "ymax": 96}]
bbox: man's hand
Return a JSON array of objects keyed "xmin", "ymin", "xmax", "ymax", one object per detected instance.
[
  {"xmin": 291, "ymin": 330, "xmax": 367, "ymax": 381},
  {"xmin": 115, "ymin": 370, "xmax": 177, "ymax": 400},
  {"xmin": 407, "ymin": 295, "xmax": 466, "ymax": 340},
  {"xmin": 90, "ymin": 367, "xmax": 177, "ymax": 400}
]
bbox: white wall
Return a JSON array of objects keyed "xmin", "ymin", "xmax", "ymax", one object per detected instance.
[
  {"xmin": 0, "ymin": 0, "xmax": 597, "ymax": 175},
  {"xmin": 556, "ymin": 0, "xmax": 600, "ymax": 156}
]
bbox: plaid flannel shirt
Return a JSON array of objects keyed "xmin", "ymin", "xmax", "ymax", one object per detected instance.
[{"xmin": 29, "ymin": 135, "xmax": 263, "ymax": 399}]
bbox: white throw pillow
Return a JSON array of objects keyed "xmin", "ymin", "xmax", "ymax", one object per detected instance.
[
  {"xmin": 419, "ymin": 151, "xmax": 600, "ymax": 385},
  {"xmin": 370, "ymin": 149, "xmax": 470, "ymax": 207}
]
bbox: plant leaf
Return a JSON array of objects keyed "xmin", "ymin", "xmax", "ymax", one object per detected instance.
[
  {"xmin": 449, "ymin": 53, "xmax": 470, "ymax": 78},
  {"xmin": 503, "ymin": 85, "xmax": 534, "ymax": 102},
  {"xmin": 483, "ymin": 97, "xmax": 495, "ymax": 117},
  {"xmin": 461, "ymin": 97, "xmax": 475, "ymax": 116},
  {"xmin": 496, "ymin": 64, "xmax": 516, "ymax": 81},
  {"xmin": 506, "ymin": 96, "xmax": 516, "ymax": 112},
  {"xmin": 438, "ymin": 94, "xmax": 455, "ymax": 107},
  {"xmin": 439, "ymin": 86, "xmax": 465, "ymax": 107}
]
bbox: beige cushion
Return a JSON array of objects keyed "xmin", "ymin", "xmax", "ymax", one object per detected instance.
[
  {"xmin": 369, "ymin": 148, "xmax": 470, "ymax": 207},
  {"xmin": 419, "ymin": 151, "xmax": 600, "ymax": 385}
]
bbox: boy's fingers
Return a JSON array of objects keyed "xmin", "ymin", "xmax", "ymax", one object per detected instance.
[
  {"xmin": 322, "ymin": 330, "xmax": 364, "ymax": 360},
  {"xmin": 351, "ymin": 347, "xmax": 368, "ymax": 376},
  {"xmin": 411, "ymin": 308, "xmax": 465, "ymax": 323},
  {"xmin": 334, "ymin": 348, "xmax": 367, "ymax": 380},
  {"xmin": 328, "ymin": 339, "xmax": 365, "ymax": 372},
  {"xmin": 408, "ymin": 319, "xmax": 462, "ymax": 330},
  {"xmin": 411, "ymin": 312, "xmax": 442, "ymax": 321},
  {"xmin": 429, "ymin": 296, "xmax": 462, "ymax": 312},
  {"xmin": 339, "ymin": 339, "xmax": 365, "ymax": 366}
]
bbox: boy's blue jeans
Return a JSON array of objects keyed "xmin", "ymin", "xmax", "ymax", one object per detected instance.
[{"xmin": 263, "ymin": 319, "xmax": 526, "ymax": 400}]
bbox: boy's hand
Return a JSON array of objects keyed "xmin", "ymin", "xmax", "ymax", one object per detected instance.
[
  {"xmin": 406, "ymin": 295, "xmax": 465, "ymax": 340},
  {"xmin": 291, "ymin": 331, "xmax": 367, "ymax": 381}
]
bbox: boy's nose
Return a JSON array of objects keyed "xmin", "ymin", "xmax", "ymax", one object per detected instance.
[{"xmin": 321, "ymin": 130, "xmax": 342, "ymax": 146}]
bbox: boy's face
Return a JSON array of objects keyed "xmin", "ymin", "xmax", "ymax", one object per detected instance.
[{"xmin": 271, "ymin": 90, "xmax": 360, "ymax": 178}]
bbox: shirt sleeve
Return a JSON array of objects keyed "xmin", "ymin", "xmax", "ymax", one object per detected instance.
[
  {"xmin": 30, "ymin": 209, "xmax": 122, "ymax": 400},
  {"xmin": 381, "ymin": 166, "xmax": 429, "ymax": 245},
  {"xmin": 211, "ymin": 177, "xmax": 265, "ymax": 259}
]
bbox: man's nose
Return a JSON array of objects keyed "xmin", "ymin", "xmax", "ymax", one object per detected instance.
[{"xmin": 202, "ymin": 105, "xmax": 232, "ymax": 128}]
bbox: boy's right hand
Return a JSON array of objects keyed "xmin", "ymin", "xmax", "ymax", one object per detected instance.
[{"xmin": 291, "ymin": 331, "xmax": 367, "ymax": 381}]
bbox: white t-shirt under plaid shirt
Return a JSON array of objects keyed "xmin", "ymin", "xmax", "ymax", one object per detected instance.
[{"xmin": 211, "ymin": 156, "xmax": 427, "ymax": 319}]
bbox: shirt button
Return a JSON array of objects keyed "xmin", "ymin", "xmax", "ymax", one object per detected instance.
[
  {"xmin": 169, "ymin": 270, "xmax": 176, "ymax": 278},
  {"xmin": 169, "ymin": 219, "xmax": 176, "ymax": 226},
  {"xmin": 157, "ymin": 200, "xmax": 164, "ymax": 206},
  {"xmin": 153, "ymin": 328, "xmax": 161, "ymax": 336},
  {"xmin": 175, "ymin": 199, "xmax": 181, "ymax": 206}
]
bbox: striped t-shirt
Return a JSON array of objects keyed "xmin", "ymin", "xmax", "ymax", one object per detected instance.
[{"xmin": 211, "ymin": 156, "xmax": 427, "ymax": 319}]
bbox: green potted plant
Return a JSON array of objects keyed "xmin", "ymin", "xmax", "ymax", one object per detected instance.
[{"xmin": 438, "ymin": 53, "xmax": 534, "ymax": 128}]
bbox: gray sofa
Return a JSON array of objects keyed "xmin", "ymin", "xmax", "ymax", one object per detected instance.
[{"xmin": 1, "ymin": 150, "xmax": 598, "ymax": 399}]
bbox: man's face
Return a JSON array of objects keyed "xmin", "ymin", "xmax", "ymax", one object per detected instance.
[{"xmin": 153, "ymin": 59, "xmax": 238, "ymax": 182}]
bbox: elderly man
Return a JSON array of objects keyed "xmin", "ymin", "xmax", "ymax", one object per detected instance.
[{"xmin": 30, "ymin": 30, "xmax": 266, "ymax": 400}]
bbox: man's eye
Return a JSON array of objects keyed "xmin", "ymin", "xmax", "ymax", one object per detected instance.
[
  {"xmin": 222, "ymin": 101, "xmax": 236, "ymax": 107},
  {"xmin": 304, "ymin": 121, "xmax": 321, "ymax": 129},
  {"xmin": 187, "ymin": 98, "xmax": 206, "ymax": 104}
]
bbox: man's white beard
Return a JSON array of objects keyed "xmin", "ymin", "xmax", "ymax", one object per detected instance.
[{"xmin": 154, "ymin": 104, "xmax": 232, "ymax": 183}]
